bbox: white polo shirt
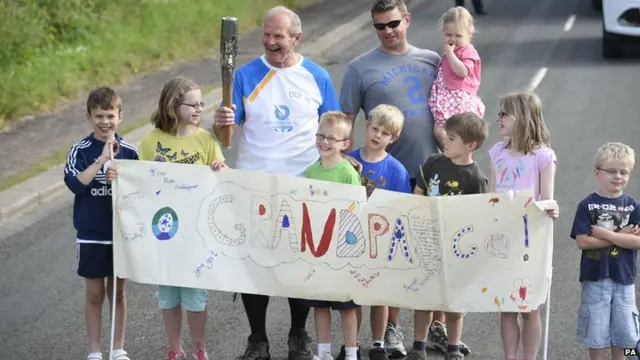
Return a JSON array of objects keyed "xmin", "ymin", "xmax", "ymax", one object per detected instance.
[{"xmin": 232, "ymin": 55, "xmax": 340, "ymax": 176}]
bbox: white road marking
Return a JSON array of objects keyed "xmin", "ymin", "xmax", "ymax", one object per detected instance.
[
  {"xmin": 563, "ymin": 14, "xmax": 576, "ymax": 32},
  {"xmin": 529, "ymin": 67, "xmax": 549, "ymax": 91}
]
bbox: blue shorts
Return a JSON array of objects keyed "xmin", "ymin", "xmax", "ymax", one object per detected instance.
[
  {"xmin": 576, "ymin": 278, "xmax": 640, "ymax": 349},
  {"xmin": 300, "ymin": 299, "xmax": 359, "ymax": 310},
  {"xmin": 76, "ymin": 243, "xmax": 113, "ymax": 278},
  {"xmin": 157, "ymin": 285, "xmax": 209, "ymax": 312}
]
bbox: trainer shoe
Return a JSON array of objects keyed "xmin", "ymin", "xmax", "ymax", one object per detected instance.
[
  {"xmin": 192, "ymin": 348, "xmax": 209, "ymax": 360},
  {"xmin": 384, "ymin": 323, "xmax": 407, "ymax": 358},
  {"xmin": 111, "ymin": 349, "xmax": 130, "ymax": 360},
  {"xmin": 446, "ymin": 349, "xmax": 464, "ymax": 360},
  {"xmin": 237, "ymin": 334, "xmax": 271, "ymax": 360},
  {"xmin": 425, "ymin": 321, "xmax": 471, "ymax": 356},
  {"xmin": 288, "ymin": 329, "xmax": 314, "ymax": 360},
  {"xmin": 368, "ymin": 346, "xmax": 389, "ymax": 360},
  {"xmin": 165, "ymin": 350, "xmax": 188, "ymax": 360},
  {"xmin": 426, "ymin": 320, "xmax": 447, "ymax": 353},
  {"xmin": 405, "ymin": 349, "xmax": 427, "ymax": 360}
]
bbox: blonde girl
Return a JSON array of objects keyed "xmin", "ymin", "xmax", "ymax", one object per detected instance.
[
  {"xmin": 489, "ymin": 91, "xmax": 558, "ymax": 360},
  {"xmin": 428, "ymin": 6, "xmax": 485, "ymax": 134},
  {"xmin": 140, "ymin": 77, "xmax": 226, "ymax": 360}
]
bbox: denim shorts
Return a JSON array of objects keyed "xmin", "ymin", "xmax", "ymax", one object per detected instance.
[
  {"xmin": 156, "ymin": 285, "xmax": 209, "ymax": 312},
  {"xmin": 576, "ymin": 278, "xmax": 640, "ymax": 349}
]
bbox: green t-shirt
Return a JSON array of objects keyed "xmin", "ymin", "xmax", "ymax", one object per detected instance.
[{"xmin": 305, "ymin": 158, "xmax": 362, "ymax": 185}]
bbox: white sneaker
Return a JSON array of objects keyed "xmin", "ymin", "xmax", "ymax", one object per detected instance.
[
  {"xmin": 384, "ymin": 323, "xmax": 407, "ymax": 358},
  {"xmin": 111, "ymin": 349, "xmax": 131, "ymax": 360},
  {"xmin": 87, "ymin": 352, "xmax": 103, "ymax": 360}
]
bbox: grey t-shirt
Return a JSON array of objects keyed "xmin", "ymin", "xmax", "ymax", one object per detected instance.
[{"xmin": 340, "ymin": 45, "xmax": 440, "ymax": 179}]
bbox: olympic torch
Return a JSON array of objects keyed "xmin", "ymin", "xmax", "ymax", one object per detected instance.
[{"xmin": 218, "ymin": 17, "xmax": 238, "ymax": 148}]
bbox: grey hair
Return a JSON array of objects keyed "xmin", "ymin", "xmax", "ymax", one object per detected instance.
[{"xmin": 263, "ymin": 6, "xmax": 302, "ymax": 36}]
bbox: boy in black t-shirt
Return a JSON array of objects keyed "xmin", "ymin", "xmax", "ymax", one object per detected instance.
[
  {"xmin": 409, "ymin": 112, "xmax": 488, "ymax": 360},
  {"xmin": 570, "ymin": 142, "xmax": 640, "ymax": 360}
]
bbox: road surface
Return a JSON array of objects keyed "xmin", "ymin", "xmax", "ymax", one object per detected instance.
[{"xmin": 1, "ymin": 0, "xmax": 640, "ymax": 359}]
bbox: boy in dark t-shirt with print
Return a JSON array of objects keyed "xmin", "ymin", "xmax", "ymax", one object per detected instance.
[
  {"xmin": 570, "ymin": 142, "xmax": 640, "ymax": 359},
  {"xmin": 410, "ymin": 112, "xmax": 488, "ymax": 360}
]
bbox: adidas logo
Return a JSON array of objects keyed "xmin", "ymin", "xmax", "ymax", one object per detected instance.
[{"xmin": 91, "ymin": 185, "xmax": 112, "ymax": 196}]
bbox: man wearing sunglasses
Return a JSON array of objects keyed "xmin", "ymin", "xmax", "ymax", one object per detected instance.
[
  {"xmin": 213, "ymin": 5, "xmax": 341, "ymax": 360},
  {"xmin": 338, "ymin": 0, "xmax": 441, "ymax": 360}
]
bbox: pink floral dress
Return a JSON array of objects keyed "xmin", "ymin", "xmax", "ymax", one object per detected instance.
[{"xmin": 428, "ymin": 62, "xmax": 486, "ymax": 127}]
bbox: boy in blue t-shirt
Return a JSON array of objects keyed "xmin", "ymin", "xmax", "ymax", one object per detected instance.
[
  {"xmin": 340, "ymin": 104, "xmax": 410, "ymax": 360},
  {"xmin": 570, "ymin": 142, "xmax": 640, "ymax": 360},
  {"xmin": 63, "ymin": 87, "xmax": 139, "ymax": 360}
]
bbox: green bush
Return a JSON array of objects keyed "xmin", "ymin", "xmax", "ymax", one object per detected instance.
[{"xmin": 0, "ymin": 0, "xmax": 311, "ymax": 126}]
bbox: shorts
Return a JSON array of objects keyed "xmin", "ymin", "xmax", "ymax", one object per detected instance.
[
  {"xmin": 77, "ymin": 242, "xmax": 113, "ymax": 278},
  {"xmin": 300, "ymin": 299, "xmax": 360, "ymax": 310},
  {"xmin": 157, "ymin": 285, "xmax": 209, "ymax": 312},
  {"xmin": 576, "ymin": 278, "xmax": 640, "ymax": 349}
]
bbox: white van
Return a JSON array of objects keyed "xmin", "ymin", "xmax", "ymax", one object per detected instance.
[{"xmin": 594, "ymin": 0, "xmax": 640, "ymax": 58}]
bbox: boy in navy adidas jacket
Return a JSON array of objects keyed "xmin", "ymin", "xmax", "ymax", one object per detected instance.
[{"xmin": 63, "ymin": 87, "xmax": 138, "ymax": 360}]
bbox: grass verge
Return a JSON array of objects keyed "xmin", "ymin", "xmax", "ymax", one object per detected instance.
[
  {"xmin": 0, "ymin": 0, "xmax": 315, "ymax": 128},
  {"xmin": 0, "ymin": 112, "xmax": 153, "ymax": 193}
]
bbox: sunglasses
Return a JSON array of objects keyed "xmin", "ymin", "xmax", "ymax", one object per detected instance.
[{"xmin": 373, "ymin": 19, "xmax": 403, "ymax": 31}]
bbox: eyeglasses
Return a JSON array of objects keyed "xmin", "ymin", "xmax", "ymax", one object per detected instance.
[
  {"xmin": 373, "ymin": 19, "xmax": 403, "ymax": 31},
  {"xmin": 181, "ymin": 102, "xmax": 205, "ymax": 109},
  {"xmin": 597, "ymin": 168, "xmax": 631, "ymax": 176},
  {"xmin": 315, "ymin": 134, "xmax": 347, "ymax": 145}
]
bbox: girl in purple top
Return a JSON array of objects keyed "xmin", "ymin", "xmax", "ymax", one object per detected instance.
[
  {"xmin": 428, "ymin": 6, "xmax": 485, "ymax": 130},
  {"xmin": 489, "ymin": 91, "xmax": 558, "ymax": 360}
]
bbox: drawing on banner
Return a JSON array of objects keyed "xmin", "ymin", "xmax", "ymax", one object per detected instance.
[
  {"xmin": 510, "ymin": 277, "xmax": 532, "ymax": 310},
  {"xmin": 301, "ymin": 204, "xmax": 334, "ymax": 258},
  {"xmin": 273, "ymin": 199, "xmax": 296, "ymax": 251},
  {"xmin": 251, "ymin": 195, "xmax": 271, "ymax": 248},
  {"xmin": 484, "ymin": 232, "xmax": 510, "ymax": 259},
  {"xmin": 523, "ymin": 254, "xmax": 529, "ymax": 261},
  {"xmin": 488, "ymin": 197, "xmax": 500, "ymax": 206},
  {"xmin": 523, "ymin": 214, "xmax": 529, "ymax": 248},
  {"xmin": 119, "ymin": 191, "xmax": 143, "ymax": 211},
  {"xmin": 349, "ymin": 269, "xmax": 381, "ymax": 288},
  {"xmin": 121, "ymin": 223, "xmax": 145, "ymax": 242},
  {"xmin": 408, "ymin": 206, "xmax": 442, "ymax": 280},
  {"xmin": 481, "ymin": 286, "xmax": 488, "ymax": 293},
  {"xmin": 368, "ymin": 213, "xmax": 389, "ymax": 259},
  {"xmin": 309, "ymin": 184, "xmax": 328, "ymax": 196},
  {"xmin": 388, "ymin": 218, "xmax": 413, "ymax": 263},
  {"xmin": 451, "ymin": 225, "xmax": 477, "ymax": 259},
  {"xmin": 152, "ymin": 207, "xmax": 179, "ymax": 241},
  {"xmin": 337, "ymin": 209, "xmax": 365, "ymax": 258},
  {"xmin": 208, "ymin": 194, "xmax": 247, "ymax": 246},
  {"xmin": 194, "ymin": 251, "xmax": 219, "ymax": 278},
  {"xmin": 304, "ymin": 269, "xmax": 316, "ymax": 282},
  {"xmin": 524, "ymin": 196, "xmax": 533, "ymax": 208}
]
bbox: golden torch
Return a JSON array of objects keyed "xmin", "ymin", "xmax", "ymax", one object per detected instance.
[{"xmin": 217, "ymin": 17, "xmax": 238, "ymax": 148}]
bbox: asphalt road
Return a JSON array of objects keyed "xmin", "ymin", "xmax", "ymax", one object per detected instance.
[{"xmin": 2, "ymin": 0, "xmax": 640, "ymax": 359}]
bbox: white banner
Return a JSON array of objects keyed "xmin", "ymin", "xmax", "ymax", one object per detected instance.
[{"xmin": 112, "ymin": 159, "xmax": 554, "ymax": 312}]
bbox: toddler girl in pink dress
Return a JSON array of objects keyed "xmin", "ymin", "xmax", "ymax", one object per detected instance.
[{"xmin": 428, "ymin": 6, "xmax": 485, "ymax": 128}]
